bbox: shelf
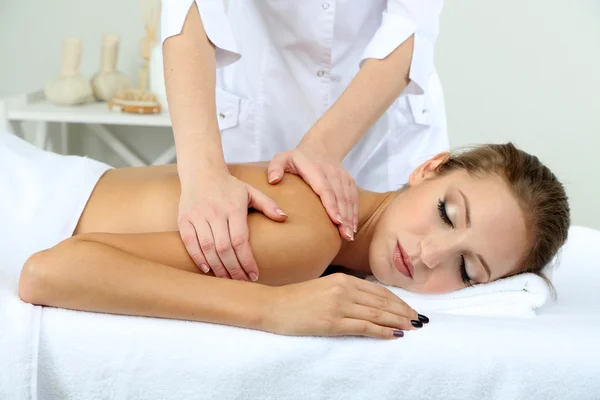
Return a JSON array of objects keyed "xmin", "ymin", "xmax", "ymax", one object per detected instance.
[
  {"xmin": 0, "ymin": 90, "xmax": 176, "ymax": 166},
  {"xmin": 5, "ymin": 92, "xmax": 172, "ymax": 127}
]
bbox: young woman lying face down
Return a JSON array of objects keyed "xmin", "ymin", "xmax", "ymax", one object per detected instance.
[{"xmin": 19, "ymin": 143, "xmax": 570, "ymax": 339}]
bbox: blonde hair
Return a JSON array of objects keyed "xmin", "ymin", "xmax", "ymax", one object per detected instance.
[{"xmin": 435, "ymin": 143, "xmax": 570, "ymax": 288}]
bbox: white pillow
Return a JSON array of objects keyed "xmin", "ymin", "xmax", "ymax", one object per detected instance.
[{"xmin": 548, "ymin": 225, "xmax": 600, "ymax": 307}]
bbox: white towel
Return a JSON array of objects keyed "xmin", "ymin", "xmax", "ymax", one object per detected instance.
[
  {"xmin": 0, "ymin": 271, "xmax": 40, "ymax": 400},
  {"xmin": 0, "ymin": 132, "xmax": 111, "ymax": 281},
  {"xmin": 367, "ymin": 272, "xmax": 551, "ymax": 318}
]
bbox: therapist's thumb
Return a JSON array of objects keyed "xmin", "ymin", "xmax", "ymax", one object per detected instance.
[
  {"xmin": 247, "ymin": 184, "xmax": 288, "ymax": 222},
  {"xmin": 267, "ymin": 153, "xmax": 288, "ymax": 185}
]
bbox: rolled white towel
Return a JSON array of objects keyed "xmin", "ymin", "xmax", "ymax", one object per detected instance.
[{"xmin": 367, "ymin": 272, "xmax": 551, "ymax": 318}]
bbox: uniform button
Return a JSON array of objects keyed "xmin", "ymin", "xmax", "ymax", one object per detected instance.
[
  {"xmin": 219, "ymin": 112, "xmax": 226, "ymax": 119},
  {"xmin": 322, "ymin": 2, "xmax": 330, "ymax": 10},
  {"xmin": 422, "ymin": 108, "xmax": 428, "ymax": 114},
  {"xmin": 317, "ymin": 70, "xmax": 325, "ymax": 77}
]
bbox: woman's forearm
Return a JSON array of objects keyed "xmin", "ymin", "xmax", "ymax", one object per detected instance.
[
  {"xmin": 163, "ymin": 3, "xmax": 227, "ymax": 184},
  {"xmin": 301, "ymin": 36, "xmax": 415, "ymax": 162},
  {"xmin": 19, "ymin": 239, "xmax": 270, "ymax": 331}
]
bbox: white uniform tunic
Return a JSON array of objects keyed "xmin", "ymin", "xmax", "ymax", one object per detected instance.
[{"xmin": 161, "ymin": 0, "xmax": 448, "ymax": 192}]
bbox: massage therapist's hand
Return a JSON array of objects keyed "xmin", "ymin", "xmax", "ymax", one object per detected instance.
[
  {"xmin": 178, "ymin": 170, "xmax": 287, "ymax": 281},
  {"xmin": 267, "ymin": 143, "xmax": 359, "ymax": 242},
  {"xmin": 266, "ymin": 273, "xmax": 422, "ymax": 339}
]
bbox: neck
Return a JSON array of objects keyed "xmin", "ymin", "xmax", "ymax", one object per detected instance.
[{"xmin": 331, "ymin": 189, "xmax": 398, "ymax": 274}]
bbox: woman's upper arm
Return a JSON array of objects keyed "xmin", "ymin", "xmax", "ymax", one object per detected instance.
[
  {"xmin": 161, "ymin": 0, "xmax": 240, "ymax": 68},
  {"xmin": 246, "ymin": 175, "xmax": 343, "ymax": 286}
]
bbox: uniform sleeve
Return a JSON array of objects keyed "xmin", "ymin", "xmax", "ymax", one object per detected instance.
[
  {"xmin": 360, "ymin": 0, "xmax": 443, "ymax": 95},
  {"xmin": 161, "ymin": 0, "xmax": 241, "ymax": 68}
]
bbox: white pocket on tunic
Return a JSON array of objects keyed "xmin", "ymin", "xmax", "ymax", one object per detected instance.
[
  {"xmin": 407, "ymin": 93, "xmax": 433, "ymax": 126},
  {"xmin": 215, "ymin": 87, "xmax": 259, "ymax": 162},
  {"xmin": 215, "ymin": 87, "xmax": 242, "ymax": 131}
]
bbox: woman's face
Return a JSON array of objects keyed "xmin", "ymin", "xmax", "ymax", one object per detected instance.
[{"xmin": 369, "ymin": 154, "xmax": 529, "ymax": 293}]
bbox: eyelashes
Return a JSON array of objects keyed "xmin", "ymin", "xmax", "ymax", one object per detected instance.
[
  {"xmin": 459, "ymin": 257, "xmax": 471, "ymax": 286},
  {"xmin": 437, "ymin": 199, "xmax": 451, "ymax": 225},
  {"xmin": 438, "ymin": 199, "xmax": 472, "ymax": 287}
]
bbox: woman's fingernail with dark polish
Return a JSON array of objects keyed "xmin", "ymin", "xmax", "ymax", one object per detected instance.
[
  {"xmin": 417, "ymin": 314, "xmax": 430, "ymax": 324},
  {"xmin": 393, "ymin": 330, "xmax": 404, "ymax": 338},
  {"xmin": 411, "ymin": 320, "xmax": 423, "ymax": 328}
]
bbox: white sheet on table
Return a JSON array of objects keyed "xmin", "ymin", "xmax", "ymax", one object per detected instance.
[
  {"xmin": 0, "ymin": 272, "xmax": 40, "ymax": 400},
  {"xmin": 34, "ymin": 226, "xmax": 600, "ymax": 400}
]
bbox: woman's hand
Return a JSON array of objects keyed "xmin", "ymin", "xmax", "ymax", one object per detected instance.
[
  {"xmin": 267, "ymin": 144, "xmax": 359, "ymax": 241},
  {"xmin": 178, "ymin": 170, "xmax": 287, "ymax": 281},
  {"xmin": 264, "ymin": 273, "xmax": 425, "ymax": 339}
]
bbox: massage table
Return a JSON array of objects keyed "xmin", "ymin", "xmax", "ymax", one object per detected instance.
[{"xmin": 1, "ymin": 225, "xmax": 599, "ymax": 400}]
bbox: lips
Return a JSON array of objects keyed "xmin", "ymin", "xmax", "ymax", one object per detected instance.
[{"xmin": 393, "ymin": 241, "xmax": 414, "ymax": 279}]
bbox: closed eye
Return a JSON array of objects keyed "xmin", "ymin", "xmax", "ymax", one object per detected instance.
[
  {"xmin": 437, "ymin": 199, "xmax": 472, "ymax": 287},
  {"xmin": 437, "ymin": 199, "xmax": 452, "ymax": 226}
]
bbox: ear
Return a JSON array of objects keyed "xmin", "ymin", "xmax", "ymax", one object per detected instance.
[{"xmin": 408, "ymin": 152, "xmax": 451, "ymax": 187}]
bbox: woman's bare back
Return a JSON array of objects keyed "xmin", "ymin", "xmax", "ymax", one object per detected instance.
[{"xmin": 73, "ymin": 164, "xmax": 342, "ymax": 285}]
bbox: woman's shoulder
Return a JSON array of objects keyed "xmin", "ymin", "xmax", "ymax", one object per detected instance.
[
  {"xmin": 229, "ymin": 163, "xmax": 343, "ymax": 284},
  {"xmin": 228, "ymin": 163, "xmax": 325, "ymax": 218}
]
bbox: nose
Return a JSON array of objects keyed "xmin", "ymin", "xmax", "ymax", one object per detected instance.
[{"xmin": 418, "ymin": 232, "xmax": 462, "ymax": 269}]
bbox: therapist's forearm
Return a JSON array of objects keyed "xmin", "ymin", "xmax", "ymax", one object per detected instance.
[
  {"xmin": 163, "ymin": 3, "xmax": 226, "ymax": 185},
  {"xmin": 301, "ymin": 36, "xmax": 415, "ymax": 162}
]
